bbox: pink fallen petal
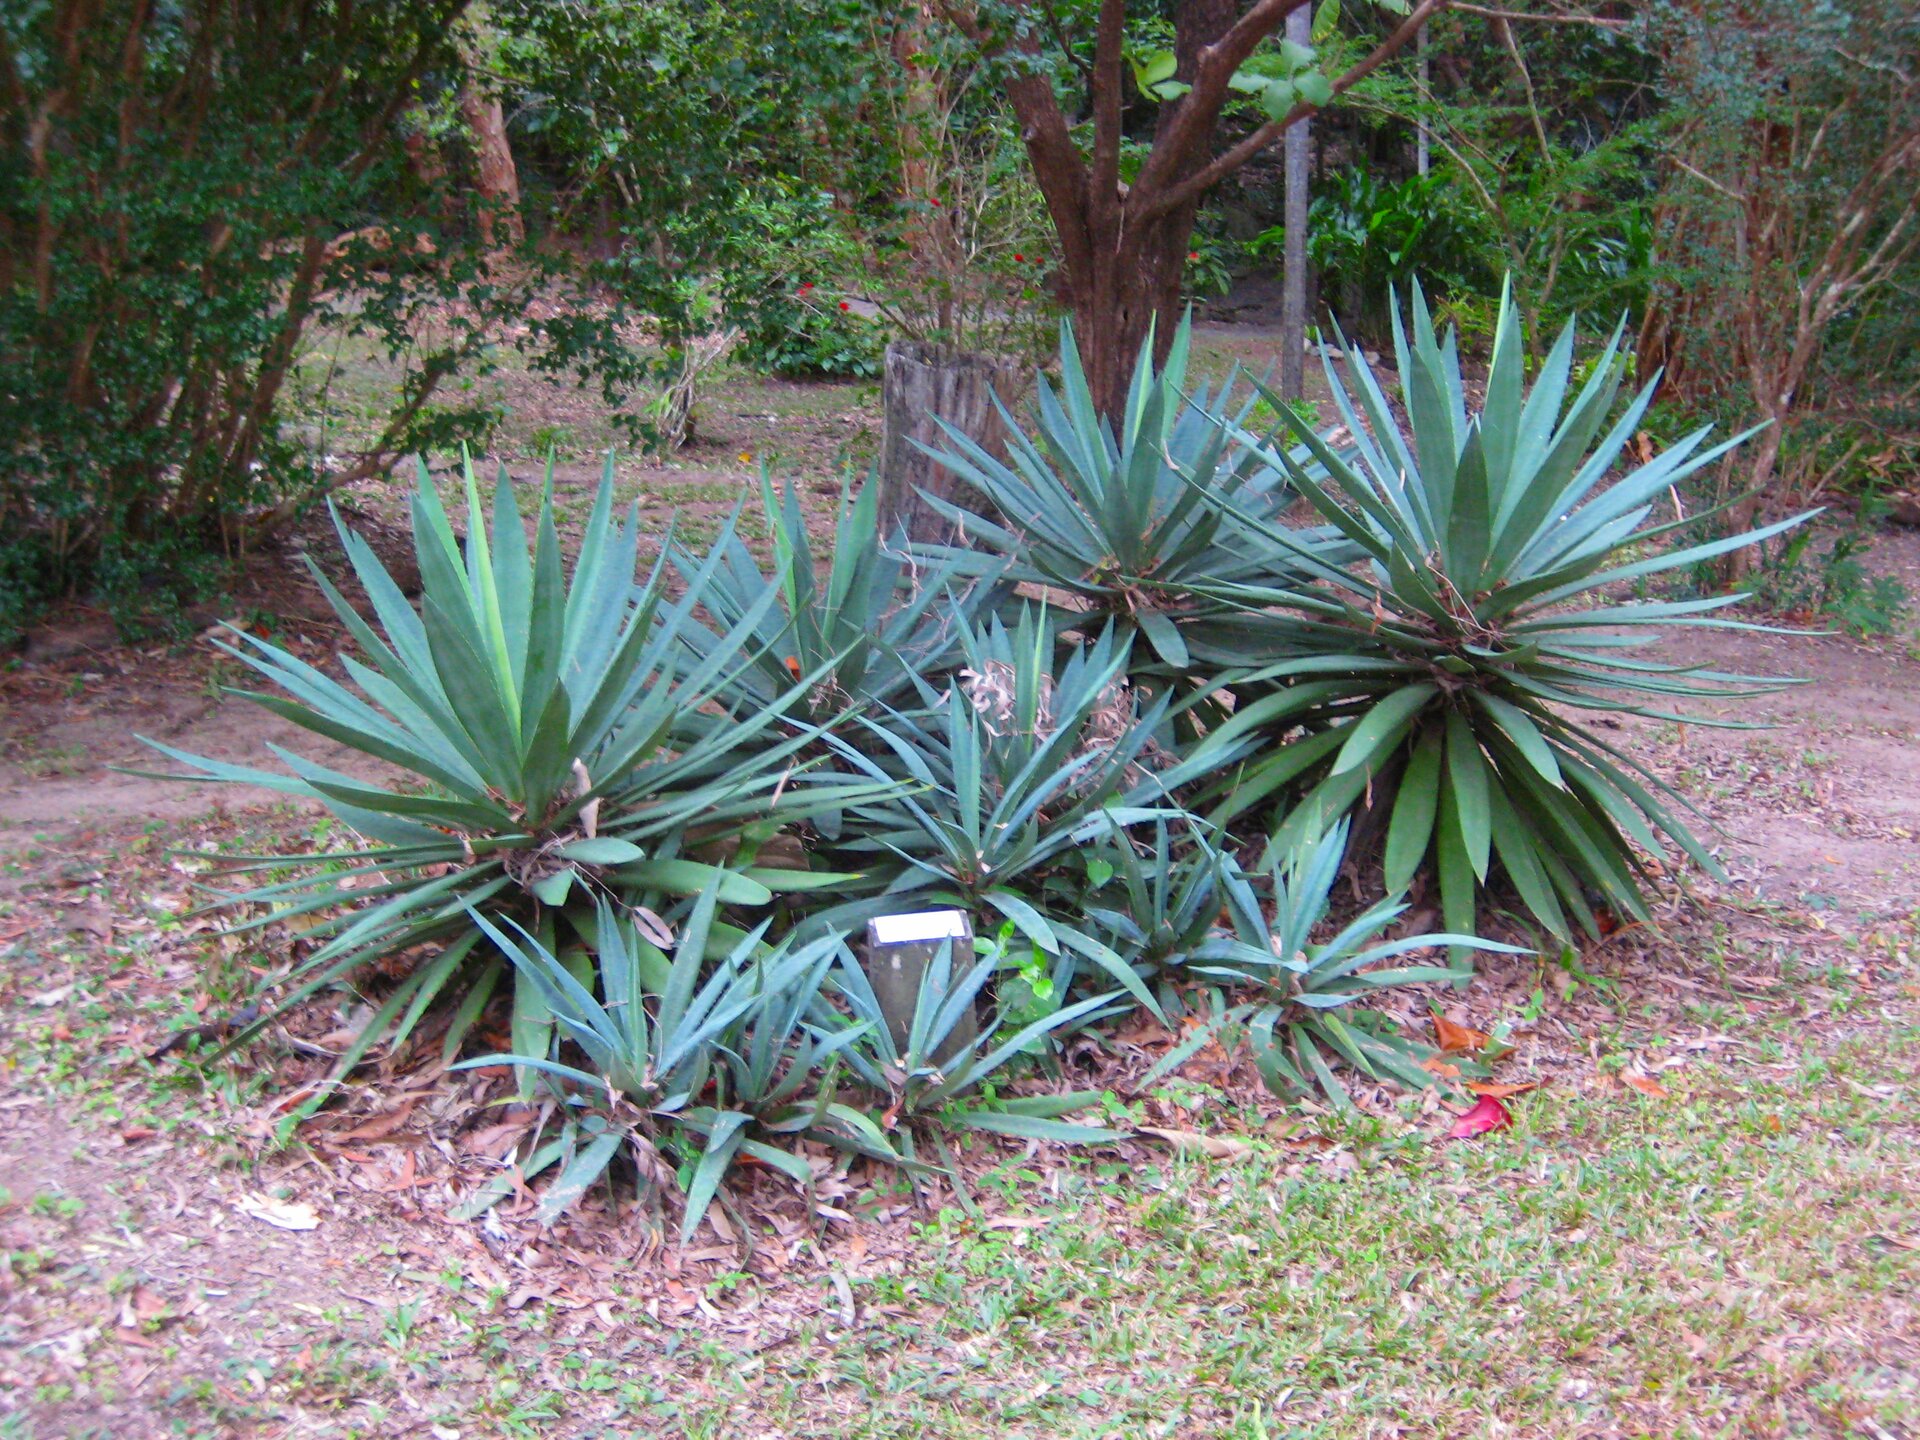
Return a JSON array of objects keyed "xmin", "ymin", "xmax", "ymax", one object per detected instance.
[{"xmin": 1446, "ymin": 1094, "xmax": 1513, "ymax": 1139}]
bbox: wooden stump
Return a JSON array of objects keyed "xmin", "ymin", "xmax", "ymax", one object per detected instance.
[{"xmin": 876, "ymin": 342, "xmax": 1025, "ymax": 546}]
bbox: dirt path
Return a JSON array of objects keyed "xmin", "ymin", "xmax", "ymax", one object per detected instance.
[{"xmin": 7, "ymin": 518, "xmax": 1914, "ymax": 897}]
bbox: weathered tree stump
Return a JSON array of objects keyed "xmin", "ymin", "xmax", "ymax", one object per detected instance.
[{"xmin": 876, "ymin": 341, "xmax": 1025, "ymax": 546}]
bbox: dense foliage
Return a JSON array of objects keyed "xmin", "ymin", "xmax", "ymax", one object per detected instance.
[
  {"xmin": 0, "ymin": 1, "xmax": 676, "ymax": 641},
  {"xmin": 6, "ymin": 1, "xmax": 1909, "ymax": 644}
]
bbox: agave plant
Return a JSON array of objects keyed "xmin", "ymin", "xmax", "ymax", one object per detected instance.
[
  {"xmin": 831, "ymin": 936, "xmax": 1124, "ymax": 1144},
  {"xmin": 668, "ymin": 471, "xmax": 1006, "ymax": 721},
  {"xmin": 1076, "ymin": 818, "xmax": 1251, "ymax": 1010},
  {"xmin": 458, "ymin": 889, "xmax": 898, "ymax": 1239},
  {"xmin": 913, "ymin": 316, "xmax": 1351, "ymax": 669},
  {"xmin": 1193, "ymin": 282, "xmax": 1811, "ymax": 943},
  {"xmin": 809, "ymin": 606, "xmax": 1181, "ymax": 1014},
  {"xmin": 1180, "ymin": 821, "xmax": 1520, "ymax": 1105},
  {"xmin": 141, "ymin": 457, "xmax": 874, "ymax": 1080}
]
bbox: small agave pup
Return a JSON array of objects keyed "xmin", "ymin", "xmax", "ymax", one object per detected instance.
[
  {"xmin": 137, "ymin": 456, "xmax": 870, "ymax": 1091},
  {"xmin": 1189, "ymin": 280, "xmax": 1813, "ymax": 946}
]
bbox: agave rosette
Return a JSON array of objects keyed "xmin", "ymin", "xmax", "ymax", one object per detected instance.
[
  {"xmin": 1190, "ymin": 282, "xmax": 1811, "ymax": 942},
  {"xmin": 142, "ymin": 457, "xmax": 876, "ymax": 1075},
  {"xmin": 914, "ymin": 317, "xmax": 1353, "ymax": 669},
  {"xmin": 668, "ymin": 470, "xmax": 1007, "ymax": 721}
]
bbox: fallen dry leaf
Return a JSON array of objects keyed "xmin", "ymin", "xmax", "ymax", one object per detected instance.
[
  {"xmin": 1420, "ymin": 1056, "xmax": 1463, "ymax": 1078},
  {"xmin": 234, "ymin": 1193, "xmax": 321, "ymax": 1231},
  {"xmin": 328, "ymin": 1100, "xmax": 418, "ymax": 1145},
  {"xmin": 268, "ymin": 1082, "xmax": 326, "ymax": 1116},
  {"xmin": 1623, "ymin": 1072, "xmax": 1670, "ymax": 1098},
  {"xmin": 117, "ymin": 1285, "xmax": 169, "ymax": 1330},
  {"xmin": 1445, "ymin": 1095, "xmax": 1513, "ymax": 1139},
  {"xmin": 1431, "ymin": 1012, "xmax": 1492, "ymax": 1054},
  {"xmin": 1134, "ymin": 1126, "xmax": 1255, "ymax": 1162},
  {"xmin": 631, "ymin": 905, "xmax": 675, "ymax": 949},
  {"xmin": 1466, "ymin": 1080, "xmax": 1541, "ymax": 1100}
]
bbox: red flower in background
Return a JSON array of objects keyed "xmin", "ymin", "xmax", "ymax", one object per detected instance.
[
  {"xmin": 798, "ymin": 281, "xmax": 814, "ymax": 294},
  {"xmin": 1014, "ymin": 253, "xmax": 1025, "ymax": 262},
  {"xmin": 1189, "ymin": 251, "xmax": 1200, "ymax": 261},
  {"xmin": 838, "ymin": 301, "xmax": 851, "ymax": 311}
]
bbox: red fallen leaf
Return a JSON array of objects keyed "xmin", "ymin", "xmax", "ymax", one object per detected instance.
[
  {"xmin": 1623, "ymin": 1072, "xmax": 1669, "ymax": 1098},
  {"xmin": 1467, "ymin": 1080, "xmax": 1540, "ymax": 1099},
  {"xmin": 1420, "ymin": 1056, "xmax": 1462, "ymax": 1078},
  {"xmin": 1432, "ymin": 1013, "xmax": 1492, "ymax": 1053},
  {"xmin": 1446, "ymin": 1095, "xmax": 1513, "ymax": 1139},
  {"xmin": 269, "ymin": 1082, "xmax": 325, "ymax": 1115}
]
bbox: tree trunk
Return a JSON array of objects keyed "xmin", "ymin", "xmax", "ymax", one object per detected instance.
[
  {"xmin": 1063, "ymin": 225, "xmax": 1190, "ymax": 420},
  {"xmin": 1279, "ymin": 2, "xmax": 1313, "ymax": 401},
  {"xmin": 988, "ymin": 0, "xmax": 1442, "ymax": 419},
  {"xmin": 1717, "ymin": 421, "xmax": 1783, "ymax": 586},
  {"xmin": 1415, "ymin": 20, "xmax": 1431, "ymax": 177},
  {"xmin": 877, "ymin": 341, "xmax": 1024, "ymax": 545},
  {"xmin": 459, "ymin": 64, "xmax": 523, "ymax": 251},
  {"xmin": 1059, "ymin": 1, "xmax": 1237, "ymax": 419}
]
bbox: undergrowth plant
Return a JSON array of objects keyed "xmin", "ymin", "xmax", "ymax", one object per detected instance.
[
  {"xmin": 458, "ymin": 889, "xmax": 897, "ymax": 1240},
  {"xmin": 669, "ymin": 471, "xmax": 1005, "ymax": 721},
  {"xmin": 1184, "ymin": 821, "xmax": 1519, "ymax": 1105},
  {"xmin": 811, "ymin": 607, "xmax": 1179, "ymax": 1016}
]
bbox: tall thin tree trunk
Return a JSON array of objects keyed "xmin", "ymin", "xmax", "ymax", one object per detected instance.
[
  {"xmin": 1279, "ymin": 2, "xmax": 1313, "ymax": 401},
  {"xmin": 1415, "ymin": 21, "xmax": 1431, "ymax": 177},
  {"xmin": 1718, "ymin": 422, "xmax": 1782, "ymax": 585},
  {"xmin": 891, "ymin": 5, "xmax": 957, "ymax": 334},
  {"xmin": 459, "ymin": 32, "xmax": 522, "ymax": 252}
]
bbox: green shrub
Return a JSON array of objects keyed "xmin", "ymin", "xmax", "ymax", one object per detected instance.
[
  {"xmin": 1751, "ymin": 524, "xmax": 1909, "ymax": 639},
  {"xmin": 1251, "ymin": 168, "xmax": 1497, "ymax": 342}
]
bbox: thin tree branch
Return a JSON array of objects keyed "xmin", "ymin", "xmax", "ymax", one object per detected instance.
[
  {"xmin": 1667, "ymin": 154, "xmax": 1744, "ymax": 203},
  {"xmin": 1140, "ymin": 0, "xmax": 1449, "ymax": 222},
  {"xmin": 1088, "ymin": 0, "xmax": 1125, "ymax": 229},
  {"xmin": 1133, "ymin": 0, "xmax": 1313, "ymax": 202},
  {"xmin": 1448, "ymin": 3, "xmax": 1629, "ymax": 26}
]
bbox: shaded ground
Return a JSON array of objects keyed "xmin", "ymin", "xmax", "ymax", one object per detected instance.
[{"xmin": 3, "ymin": 337, "xmax": 1918, "ymax": 1439}]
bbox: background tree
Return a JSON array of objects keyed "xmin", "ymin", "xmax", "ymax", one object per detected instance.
[
  {"xmin": 0, "ymin": 0, "xmax": 479, "ymax": 624},
  {"xmin": 939, "ymin": 0, "xmax": 1444, "ymax": 415},
  {"xmin": 1635, "ymin": 0, "xmax": 1920, "ymax": 578}
]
